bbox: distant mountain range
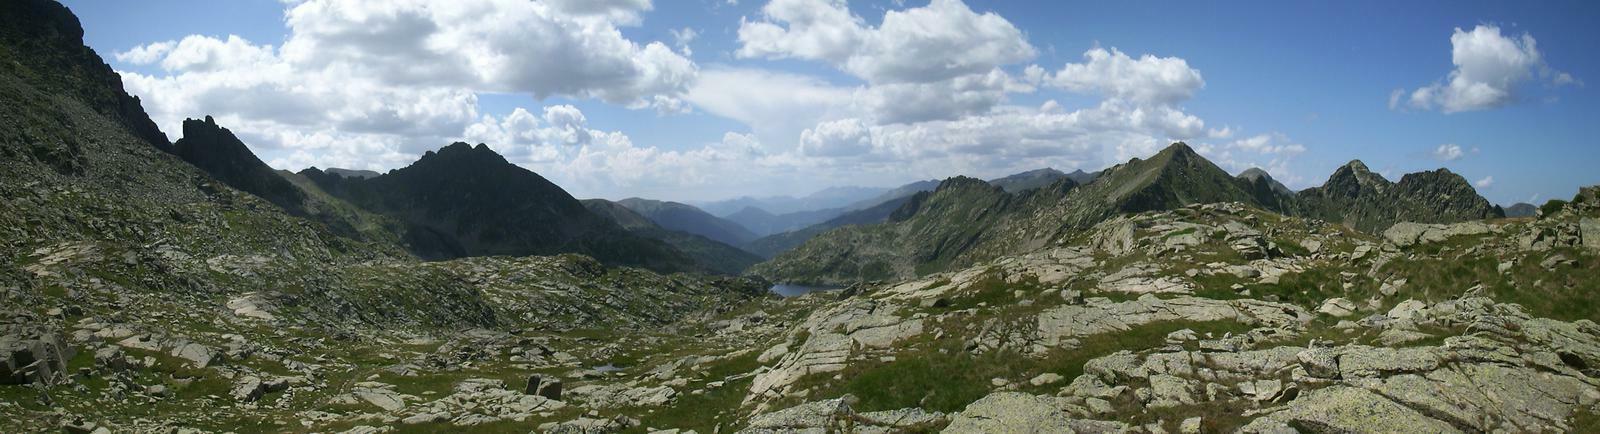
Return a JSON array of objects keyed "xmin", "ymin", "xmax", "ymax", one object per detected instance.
[
  {"xmin": 324, "ymin": 168, "xmax": 380, "ymax": 179},
  {"xmin": 615, "ymin": 197, "xmax": 758, "ymax": 246},
  {"xmin": 719, "ymin": 179, "xmax": 940, "ymax": 238},
  {"xmin": 583, "ymin": 199, "xmax": 762, "ymax": 275},
  {"xmin": 694, "ymin": 186, "xmax": 890, "ymax": 217},
  {"xmin": 741, "ymin": 195, "xmax": 919, "ymax": 259},
  {"xmin": 1505, "ymin": 202, "xmax": 1537, "ymax": 218},
  {"xmin": 752, "ymin": 143, "xmax": 1503, "ymax": 284}
]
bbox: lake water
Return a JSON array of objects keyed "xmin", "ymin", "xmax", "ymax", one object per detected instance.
[{"xmin": 769, "ymin": 284, "xmax": 841, "ymax": 297}]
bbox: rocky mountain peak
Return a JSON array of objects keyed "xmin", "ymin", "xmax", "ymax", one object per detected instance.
[
  {"xmin": 1321, "ymin": 159, "xmax": 1391, "ymax": 196},
  {"xmin": 419, "ymin": 142, "xmax": 508, "ymax": 166},
  {"xmin": 1238, "ymin": 167, "xmax": 1295, "ymax": 197},
  {"xmin": 1163, "ymin": 141, "xmax": 1198, "ymax": 156},
  {"xmin": 172, "ymin": 115, "xmax": 308, "ymax": 215},
  {"xmin": 934, "ymin": 175, "xmax": 1000, "ymax": 194},
  {"xmin": 0, "ymin": 0, "xmax": 171, "ymax": 152},
  {"xmin": 1342, "ymin": 159, "xmax": 1370, "ymax": 172}
]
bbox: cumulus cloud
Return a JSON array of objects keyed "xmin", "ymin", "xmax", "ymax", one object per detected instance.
[
  {"xmin": 459, "ymin": 105, "xmax": 788, "ymax": 198},
  {"xmin": 1049, "ymin": 47, "xmax": 1205, "ymax": 105},
  {"xmin": 733, "ymin": 0, "xmax": 1033, "ymax": 122},
  {"xmin": 711, "ymin": 1, "xmax": 1308, "ymax": 190},
  {"xmin": 114, "ymin": 0, "xmax": 697, "ymax": 181},
  {"xmin": 1191, "ymin": 133, "xmax": 1309, "ymax": 186},
  {"xmin": 1397, "ymin": 25, "xmax": 1574, "ymax": 113},
  {"xmin": 799, "ymin": 118, "xmax": 872, "ymax": 157},
  {"xmin": 738, "ymin": 0, "xmax": 1033, "ymax": 84},
  {"xmin": 276, "ymin": 0, "xmax": 694, "ymax": 106},
  {"xmin": 113, "ymin": 40, "xmax": 174, "ymax": 64}
]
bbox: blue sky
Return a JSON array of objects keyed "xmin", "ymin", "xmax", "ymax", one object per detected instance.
[{"xmin": 64, "ymin": 0, "xmax": 1599, "ymax": 205}]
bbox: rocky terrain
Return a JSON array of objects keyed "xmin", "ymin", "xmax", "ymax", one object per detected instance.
[{"xmin": 5, "ymin": 1, "xmax": 1600, "ymax": 433}]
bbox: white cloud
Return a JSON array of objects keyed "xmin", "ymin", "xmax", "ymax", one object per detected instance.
[
  {"xmin": 277, "ymin": 0, "xmax": 694, "ymax": 106},
  {"xmin": 670, "ymin": 27, "xmax": 699, "ymax": 55},
  {"xmin": 459, "ymin": 105, "xmax": 791, "ymax": 199},
  {"xmin": 1398, "ymin": 25, "xmax": 1573, "ymax": 113},
  {"xmin": 738, "ymin": 0, "xmax": 1034, "ymax": 84},
  {"xmin": 1191, "ymin": 133, "xmax": 1309, "ymax": 186},
  {"xmin": 1228, "ymin": 133, "xmax": 1307, "ymax": 156},
  {"xmin": 1048, "ymin": 47, "xmax": 1204, "ymax": 105},
  {"xmin": 860, "ymin": 68, "xmax": 1012, "ymax": 124},
  {"xmin": 113, "ymin": 40, "xmax": 174, "ymax": 65},
  {"xmin": 714, "ymin": 0, "xmax": 1302, "ymax": 192},
  {"xmin": 114, "ymin": 0, "xmax": 697, "ymax": 176},
  {"xmin": 730, "ymin": 0, "xmax": 1036, "ymax": 123},
  {"xmin": 1475, "ymin": 175, "xmax": 1495, "ymax": 189},
  {"xmin": 799, "ymin": 118, "xmax": 872, "ymax": 157},
  {"xmin": 685, "ymin": 67, "xmax": 856, "ymax": 146},
  {"xmin": 1433, "ymin": 144, "xmax": 1478, "ymax": 162},
  {"xmin": 544, "ymin": 0, "xmax": 653, "ymax": 24}
]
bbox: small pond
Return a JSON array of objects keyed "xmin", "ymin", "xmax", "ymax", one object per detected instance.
[{"xmin": 768, "ymin": 284, "xmax": 841, "ymax": 297}]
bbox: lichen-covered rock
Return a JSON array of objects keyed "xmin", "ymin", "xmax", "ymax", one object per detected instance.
[
  {"xmin": 1238, "ymin": 386, "xmax": 1462, "ymax": 433},
  {"xmin": 945, "ymin": 392, "xmax": 1126, "ymax": 434}
]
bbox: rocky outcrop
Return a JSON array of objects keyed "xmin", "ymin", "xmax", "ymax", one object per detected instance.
[
  {"xmin": 1383, "ymin": 221, "xmax": 1493, "ymax": 247},
  {"xmin": 1037, "ymin": 295, "xmax": 1311, "ymax": 349},
  {"xmin": 945, "ymin": 392, "xmax": 1126, "ymax": 433},
  {"xmin": 0, "ymin": 326, "xmax": 70, "ymax": 385},
  {"xmin": 1298, "ymin": 161, "xmax": 1503, "ymax": 233},
  {"xmin": 0, "ymin": 0, "xmax": 172, "ymax": 153},
  {"xmin": 172, "ymin": 116, "xmax": 309, "ymax": 216}
]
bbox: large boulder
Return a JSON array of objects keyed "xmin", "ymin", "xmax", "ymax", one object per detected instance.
[
  {"xmin": 0, "ymin": 329, "xmax": 71, "ymax": 385},
  {"xmin": 944, "ymin": 392, "xmax": 1127, "ymax": 433},
  {"xmin": 741, "ymin": 397, "xmax": 854, "ymax": 433}
]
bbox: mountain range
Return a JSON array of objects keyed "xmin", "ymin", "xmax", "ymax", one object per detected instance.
[
  {"xmin": 614, "ymin": 197, "xmax": 758, "ymax": 246},
  {"xmin": 299, "ymin": 142, "xmax": 699, "ymax": 272},
  {"xmin": 0, "ymin": 0, "xmax": 1508, "ymax": 292},
  {"xmin": 753, "ymin": 143, "xmax": 1503, "ymax": 284},
  {"xmin": 582, "ymin": 199, "xmax": 763, "ymax": 275},
  {"xmin": 693, "ymin": 185, "xmax": 891, "ymax": 217}
]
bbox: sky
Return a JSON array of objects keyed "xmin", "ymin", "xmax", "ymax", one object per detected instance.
[{"xmin": 62, "ymin": 0, "xmax": 1600, "ymax": 205}]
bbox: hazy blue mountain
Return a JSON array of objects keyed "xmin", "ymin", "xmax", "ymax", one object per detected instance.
[
  {"xmin": 695, "ymin": 185, "xmax": 889, "ymax": 216},
  {"xmin": 741, "ymin": 195, "xmax": 918, "ymax": 259},
  {"xmin": 583, "ymin": 199, "xmax": 763, "ymax": 274},
  {"xmin": 325, "ymin": 168, "xmax": 380, "ymax": 179},
  {"xmin": 1504, "ymin": 202, "xmax": 1537, "ymax": 218},
  {"xmin": 616, "ymin": 198, "xmax": 758, "ymax": 246},
  {"xmin": 842, "ymin": 179, "xmax": 939, "ymax": 211}
]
